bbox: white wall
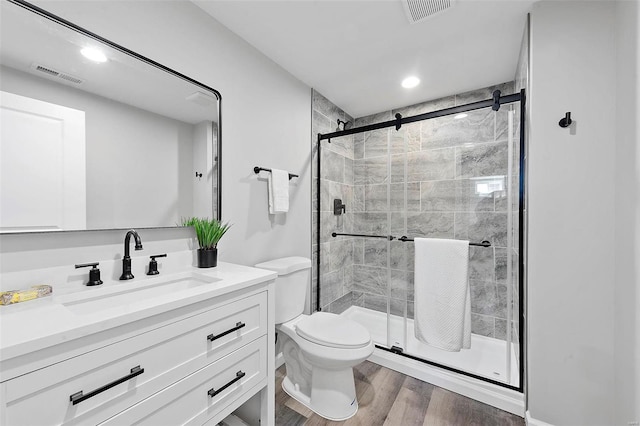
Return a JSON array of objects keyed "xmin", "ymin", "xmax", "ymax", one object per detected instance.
[
  {"xmin": 528, "ymin": 1, "xmax": 617, "ymax": 424},
  {"xmin": 1, "ymin": 0, "xmax": 311, "ymax": 274},
  {"xmin": 614, "ymin": 1, "xmax": 640, "ymax": 424}
]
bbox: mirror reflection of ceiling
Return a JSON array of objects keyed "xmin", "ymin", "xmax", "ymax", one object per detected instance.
[
  {"xmin": 0, "ymin": 1, "xmax": 218, "ymax": 124},
  {"xmin": 0, "ymin": 0, "xmax": 220, "ymax": 233}
]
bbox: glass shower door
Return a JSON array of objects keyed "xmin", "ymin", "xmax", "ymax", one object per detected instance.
[
  {"xmin": 326, "ymin": 89, "xmax": 524, "ymax": 390},
  {"xmin": 385, "ymin": 125, "xmax": 409, "ymax": 353},
  {"xmin": 349, "ymin": 122, "xmax": 408, "ymax": 352},
  {"xmin": 385, "ymin": 121, "xmax": 416, "ymax": 353},
  {"xmin": 395, "ymin": 104, "xmax": 520, "ymax": 388}
]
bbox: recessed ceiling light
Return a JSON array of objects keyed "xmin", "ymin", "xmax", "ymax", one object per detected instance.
[
  {"xmin": 80, "ymin": 47, "xmax": 107, "ymax": 63},
  {"xmin": 454, "ymin": 113, "xmax": 468, "ymax": 119},
  {"xmin": 401, "ymin": 76, "xmax": 420, "ymax": 89}
]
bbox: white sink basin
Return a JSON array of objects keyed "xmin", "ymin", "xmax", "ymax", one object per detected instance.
[{"xmin": 61, "ymin": 271, "xmax": 221, "ymax": 315}]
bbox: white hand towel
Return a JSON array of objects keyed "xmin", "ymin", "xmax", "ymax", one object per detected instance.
[
  {"xmin": 268, "ymin": 169, "xmax": 289, "ymax": 214},
  {"xmin": 414, "ymin": 237, "xmax": 471, "ymax": 352}
]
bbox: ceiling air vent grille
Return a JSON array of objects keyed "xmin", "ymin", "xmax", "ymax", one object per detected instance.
[
  {"xmin": 34, "ymin": 64, "xmax": 59, "ymax": 76},
  {"xmin": 30, "ymin": 63, "xmax": 85, "ymax": 85},
  {"xmin": 402, "ymin": 0, "xmax": 456, "ymax": 24},
  {"xmin": 58, "ymin": 73, "xmax": 84, "ymax": 84}
]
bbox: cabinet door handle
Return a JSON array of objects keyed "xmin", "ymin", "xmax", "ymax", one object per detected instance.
[
  {"xmin": 207, "ymin": 321, "xmax": 246, "ymax": 342},
  {"xmin": 208, "ymin": 370, "xmax": 246, "ymax": 398},
  {"xmin": 69, "ymin": 366, "xmax": 144, "ymax": 405}
]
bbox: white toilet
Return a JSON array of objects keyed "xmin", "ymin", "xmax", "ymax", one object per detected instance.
[{"xmin": 255, "ymin": 257, "xmax": 374, "ymax": 421}]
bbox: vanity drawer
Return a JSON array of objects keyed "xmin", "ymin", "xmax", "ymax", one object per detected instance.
[
  {"xmin": 3, "ymin": 291, "xmax": 267, "ymax": 426},
  {"xmin": 100, "ymin": 336, "xmax": 267, "ymax": 426}
]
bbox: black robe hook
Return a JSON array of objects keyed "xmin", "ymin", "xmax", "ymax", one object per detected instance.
[
  {"xmin": 395, "ymin": 113, "xmax": 402, "ymax": 130},
  {"xmin": 559, "ymin": 112, "xmax": 572, "ymax": 128}
]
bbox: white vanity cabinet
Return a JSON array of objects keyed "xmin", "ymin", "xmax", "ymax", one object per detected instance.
[{"xmin": 0, "ymin": 265, "xmax": 276, "ymax": 426}]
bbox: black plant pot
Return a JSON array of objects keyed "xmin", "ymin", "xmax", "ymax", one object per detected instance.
[{"xmin": 197, "ymin": 248, "xmax": 218, "ymax": 268}]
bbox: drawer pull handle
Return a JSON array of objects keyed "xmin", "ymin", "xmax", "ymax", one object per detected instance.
[
  {"xmin": 207, "ymin": 321, "xmax": 246, "ymax": 342},
  {"xmin": 208, "ymin": 370, "xmax": 246, "ymax": 398},
  {"xmin": 69, "ymin": 366, "xmax": 144, "ymax": 405}
]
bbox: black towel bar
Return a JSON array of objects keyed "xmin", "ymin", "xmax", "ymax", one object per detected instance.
[
  {"xmin": 331, "ymin": 232, "xmax": 491, "ymax": 247},
  {"xmin": 397, "ymin": 236, "xmax": 491, "ymax": 247},
  {"xmin": 253, "ymin": 166, "xmax": 298, "ymax": 180}
]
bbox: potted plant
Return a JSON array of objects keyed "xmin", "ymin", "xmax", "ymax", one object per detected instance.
[{"xmin": 181, "ymin": 217, "xmax": 231, "ymax": 268}]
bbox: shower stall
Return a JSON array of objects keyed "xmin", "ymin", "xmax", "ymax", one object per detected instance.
[{"xmin": 312, "ymin": 83, "xmax": 525, "ymax": 413}]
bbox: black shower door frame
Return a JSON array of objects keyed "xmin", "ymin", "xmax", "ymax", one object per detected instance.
[{"xmin": 315, "ymin": 90, "xmax": 526, "ymax": 393}]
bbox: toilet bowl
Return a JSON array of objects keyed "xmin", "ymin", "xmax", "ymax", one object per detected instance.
[
  {"xmin": 277, "ymin": 312, "xmax": 374, "ymax": 420},
  {"xmin": 255, "ymin": 257, "xmax": 374, "ymax": 421}
]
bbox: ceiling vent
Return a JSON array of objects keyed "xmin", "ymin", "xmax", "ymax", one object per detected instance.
[
  {"xmin": 402, "ymin": 0, "xmax": 456, "ymax": 24},
  {"xmin": 30, "ymin": 63, "xmax": 85, "ymax": 86}
]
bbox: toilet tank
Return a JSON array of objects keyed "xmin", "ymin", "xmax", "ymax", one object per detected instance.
[{"xmin": 255, "ymin": 257, "xmax": 311, "ymax": 324}]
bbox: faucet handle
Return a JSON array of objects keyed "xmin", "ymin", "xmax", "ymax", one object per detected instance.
[
  {"xmin": 75, "ymin": 262, "xmax": 98, "ymax": 269},
  {"xmin": 147, "ymin": 254, "xmax": 167, "ymax": 276},
  {"xmin": 333, "ymin": 198, "xmax": 346, "ymax": 215},
  {"xmin": 75, "ymin": 262, "xmax": 103, "ymax": 286}
]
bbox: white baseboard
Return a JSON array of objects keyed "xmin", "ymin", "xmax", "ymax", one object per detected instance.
[{"xmin": 526, "ymin": 411, "xmax": 554, "ymax": 426}]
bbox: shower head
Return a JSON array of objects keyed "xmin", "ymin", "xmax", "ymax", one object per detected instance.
[{"xmin": 336, "ymin": 119, "xmax": 351, "ymax": 131}]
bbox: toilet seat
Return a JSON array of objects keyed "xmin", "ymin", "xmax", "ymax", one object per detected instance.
[{"xmin": 295, "ymin": 312, "xmax": 371, "ymax": 349}]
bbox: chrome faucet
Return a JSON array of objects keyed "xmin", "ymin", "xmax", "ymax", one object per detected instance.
[{"xmin": 120, "ymin": 229, "xmax": 143, "ymax": 280}]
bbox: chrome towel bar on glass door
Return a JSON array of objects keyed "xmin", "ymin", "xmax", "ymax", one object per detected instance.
[{"xmin": 331, "ymin": 232, "xmax": 491, "ymax": 247}]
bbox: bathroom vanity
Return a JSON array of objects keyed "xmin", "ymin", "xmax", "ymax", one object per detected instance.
[
  {"xmin": 0, "ymin": 1, "xmax": 276, "ymax": 423},
  {"xmin": 0, "ymin": 0, "xmax": 280, "ymax": 422},
  {"xmin": 0, "ymin": 263, "xmax": 276, "ymax": 425}
]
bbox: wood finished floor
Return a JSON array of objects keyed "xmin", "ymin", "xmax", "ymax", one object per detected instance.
[{"xmin": 275, "ymin": 362, "xmax": 524, "ymax": 426}]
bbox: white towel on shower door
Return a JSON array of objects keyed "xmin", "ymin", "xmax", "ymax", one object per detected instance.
[
  {"xmin": 414, "ymin": 237, "xmax": 471, "ymax": 352},
  {"xmin": 268, "ymin": 169, "xmax": 289, "ymax": 214}
]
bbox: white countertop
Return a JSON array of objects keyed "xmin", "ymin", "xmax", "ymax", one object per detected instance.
[{"xmin": 0, "ymin": 262, "xmax": 276, "ymax": 362}]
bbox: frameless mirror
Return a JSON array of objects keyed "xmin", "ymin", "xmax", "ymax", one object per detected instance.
[{"xmin": 0, "ymin": 0, "xmax": 221, "ymax": 233}]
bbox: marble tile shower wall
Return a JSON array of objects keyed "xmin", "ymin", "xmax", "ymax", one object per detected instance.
[
  {"xmin": 348, "ymin": 82, "xmax": 519, "ymax": 341},
  {"xmin": 312, "ymin": 83, "xmax": 522, "ymax": 344},
  {"xmin": 311, "ymin": 90, "xmax": 356, "ymax": 313}
]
